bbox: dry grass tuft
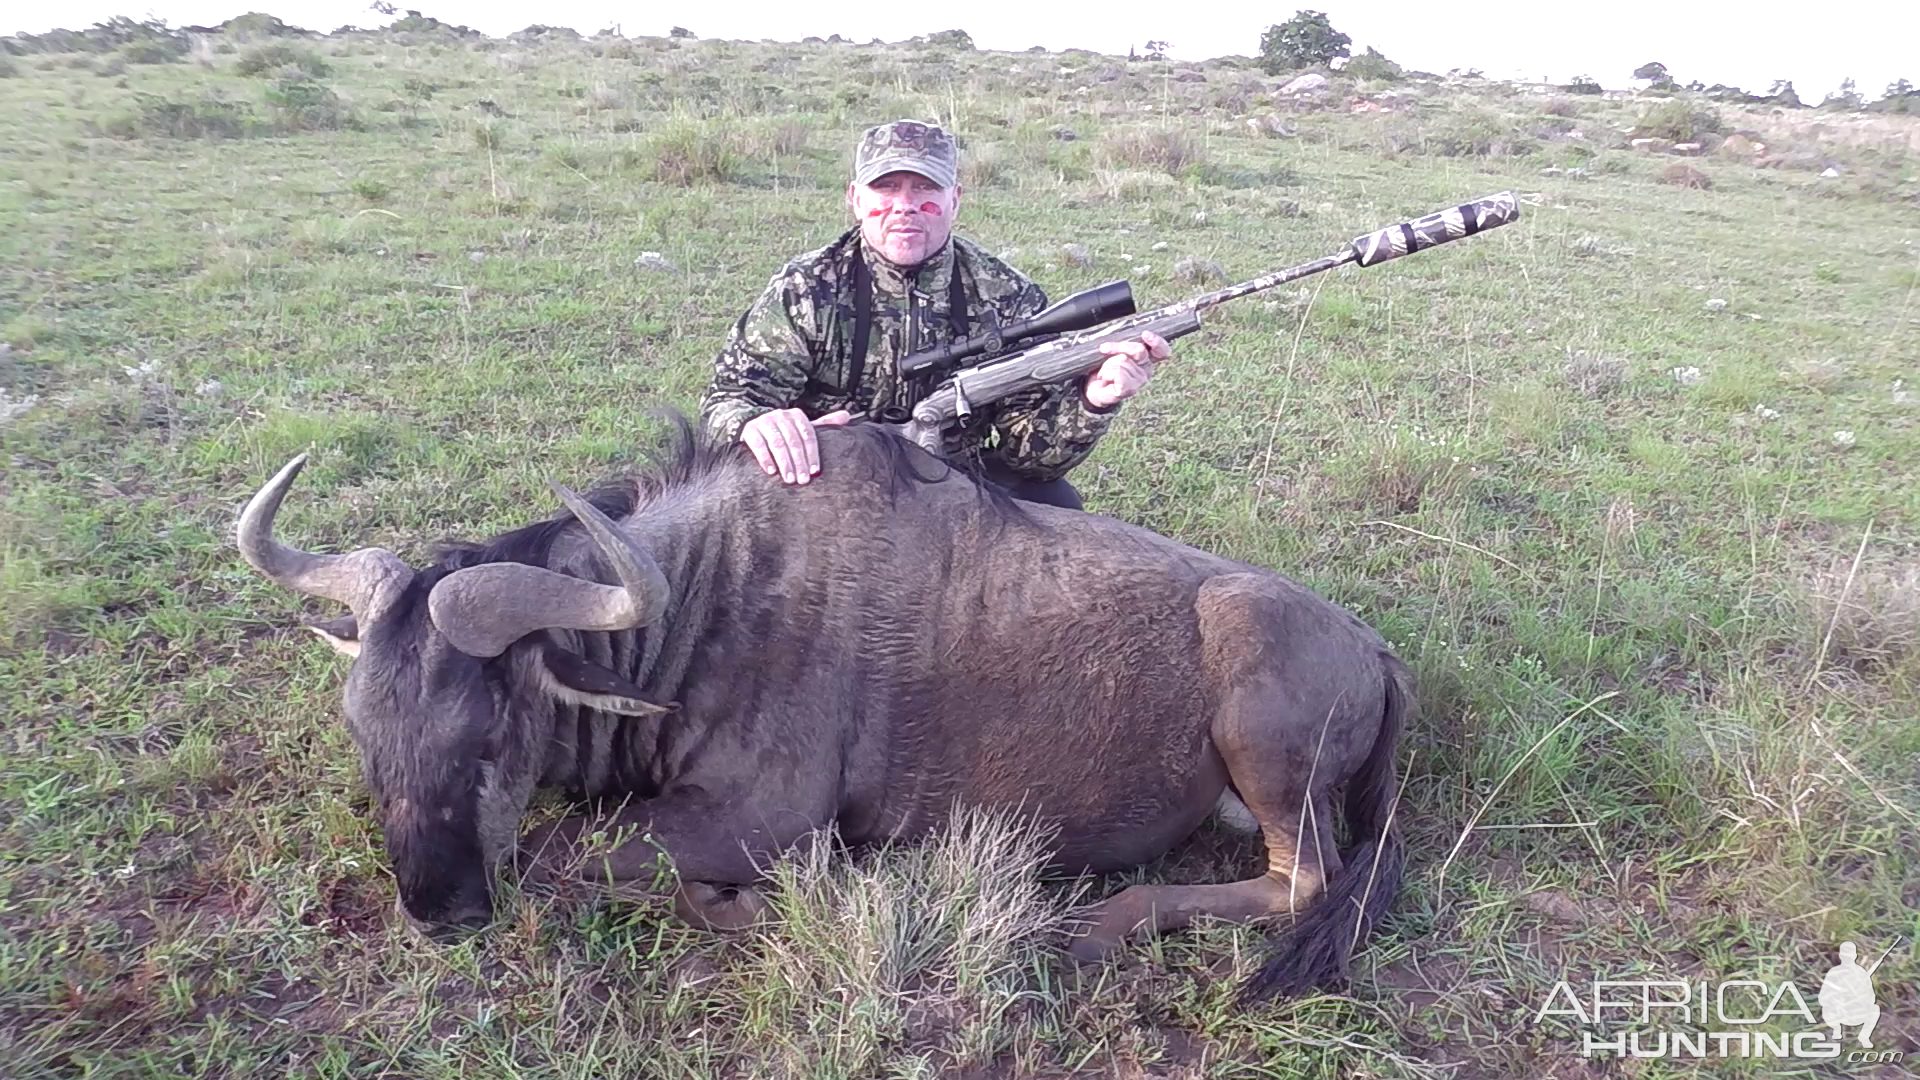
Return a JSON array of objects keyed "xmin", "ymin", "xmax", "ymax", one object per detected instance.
[
  {"xmin": 961, "ymin": 140, "xmax": 1010, "ymax": 187},
  {"xmin": 585, "ymin": 81, "xmax": 624, "ymax": 110},
  {"xmin": 1657, "ymin": 162, "xmax": 1713, "ymax": 189},
  {"xmin": 1796, "ymin": 552, "xmax": 1920, "ymax": 678},
  {"xmin": 1099, "ymin": 127, "xmax": 1207, "ymax": 176},
  {"xmin": 1563, "ymin": 350, "xmax": 1628, "ymax": 398},
  {"xmin": 1092, "ymin": 167, "xmax": 1177, "ymax": 202},
  {"xmin": 640, "ymin": 119, "xmax": 741, "ymax": 185},
  {"xmin": 1334, "ymin": 426, "xmax": 1469, "ymax": 515},
  {"xmin": 1602, "ymin": 495, "xmax": 1639, "ymax": 548},
  {"xmin": 735, "ymin": 806, "xmax": 1073, "ymax": 1074},
  {"xmin": 1786, "ymin": 356, "xmax": 1849, "ymax": 391},
  {"xmin": 744, "ymin": 118, "xmax": 810, "ymax": 159}
]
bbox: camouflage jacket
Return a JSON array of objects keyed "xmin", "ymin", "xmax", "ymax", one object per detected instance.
[{"xmin": 698, "ymin": 227, "xmax": 1118, "ymax": 481}]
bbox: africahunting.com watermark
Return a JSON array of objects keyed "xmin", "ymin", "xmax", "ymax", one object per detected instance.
[{"xmin": 1534, "ymin": 941, "xmax": 1904, "ymax": 1063}]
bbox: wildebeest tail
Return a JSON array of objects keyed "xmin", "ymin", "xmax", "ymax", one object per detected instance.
[{"xmin": 1238, "ymin": 651, "xmax": 1410, "ymax": 1003}]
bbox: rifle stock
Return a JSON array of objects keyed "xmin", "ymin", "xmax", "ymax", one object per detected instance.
[{"xmin": 890, "ymin": 191, "xmax": 1520, "ymax": 456}]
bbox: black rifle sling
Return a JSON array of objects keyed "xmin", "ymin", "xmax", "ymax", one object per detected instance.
[
  {"xmin": 948, "ymin": 257, "xmax": 970, "ymax": 338},
  {"xmin": 848, "ymin": 246, "xmax": 969, "ymax": 412},
  {"xmin": 849, "ymin": 254, "xmax": 872, "ymax": 406}
]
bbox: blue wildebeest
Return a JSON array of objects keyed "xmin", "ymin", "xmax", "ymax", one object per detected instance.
[{"xmin": 238, "ymin": 418, "xmax": 1411, "ymax": 1000}]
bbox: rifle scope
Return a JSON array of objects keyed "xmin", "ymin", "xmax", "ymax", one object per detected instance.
[{"xmin": 898, "ymin": 280, "xmax": 1136, "ymax": 377}]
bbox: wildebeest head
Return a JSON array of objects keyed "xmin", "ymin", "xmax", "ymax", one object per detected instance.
[{"xmin": 237, "ymin": 455, "xmax": 672, "ymax": 935}]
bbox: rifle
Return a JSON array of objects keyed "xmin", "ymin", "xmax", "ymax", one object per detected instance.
[{"xmin": 878, "ymin": 191, "xmax": 1521, "ymax": 456}]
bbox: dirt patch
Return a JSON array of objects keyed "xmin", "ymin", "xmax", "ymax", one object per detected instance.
[
  {"xmin": 301, "ymin": 874, "xmax": 389, "ymax": 937},
  {"xmin": 1371, "ymin": 949, "xmax": 1468, "ymax": 1013}
]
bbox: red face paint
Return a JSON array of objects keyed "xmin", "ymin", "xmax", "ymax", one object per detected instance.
[
  {"xmin": 866, "ymin": 206, "xmax": 886, "ymax": 217},
  {"xmin": 918, "ymin": 201, "xmax": 943, "ymax": 215}
]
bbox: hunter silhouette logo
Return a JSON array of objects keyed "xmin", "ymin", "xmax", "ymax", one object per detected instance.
[
  {"xmin": 1533, "ymin": 939, "xmax": 1904, "ymax": 1063},
  {"xmin": 1820, "ymin": 942, "xmax": 1881, "ymax": 1048}
]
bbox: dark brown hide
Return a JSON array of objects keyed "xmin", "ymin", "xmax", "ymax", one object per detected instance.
[{"xmin": 514, "ymin": 424, "xmax": 1409, "ymax": 999}]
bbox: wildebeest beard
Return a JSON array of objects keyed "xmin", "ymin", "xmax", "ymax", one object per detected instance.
[{"xmin": 242, "ymin": 413, "xmax": 1413, "ymax": 1002}]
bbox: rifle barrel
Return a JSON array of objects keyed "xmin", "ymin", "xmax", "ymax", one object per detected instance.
[
  {"xmin": 1185, "ymin": 249, "xmax": 1358, "ymax": 313},
  {"xmin": 890, "ymin": 190, "xmax": 1521, "ymax": 455}
]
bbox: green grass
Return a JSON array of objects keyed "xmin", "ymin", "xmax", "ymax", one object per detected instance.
[{"xmin": 2, "ymin": 24, "xmax": 1917, "ymax": 1080}]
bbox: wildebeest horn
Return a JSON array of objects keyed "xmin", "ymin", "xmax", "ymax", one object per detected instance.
[
  {"xmin": 238, "ymin": 454, "xmax": 415, "ymax": 620},
  {"xmin": 426, "ymin": 482, "xmax": 669, "ymax": 658}
]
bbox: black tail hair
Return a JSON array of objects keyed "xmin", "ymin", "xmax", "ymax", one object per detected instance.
[{"xmin": 1238, "ymin": 653, "xmax": 1411, "ymax": 1003}]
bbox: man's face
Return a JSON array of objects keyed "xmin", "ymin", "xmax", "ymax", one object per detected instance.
[{"xmin": 849, "ymin": 171, "xmax": 960, "ymax": 268}]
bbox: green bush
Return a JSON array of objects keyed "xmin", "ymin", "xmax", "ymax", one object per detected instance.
[
  {"xmin": 236, "ymin": 42, "xmax": 330, "ymax": 77},
  {"xmin": 265, "ymin": 77, "xmax": 351, "ymax": 130},
  {"xmin": 920, "ymin": 29, "xmax": 974, "ymax": 50},
  {"xmin": 1183, "ymin": 159, "xmax": 1299, "ymax": 189},
  {"xmin": 1258, "ymin": 10, "xmax": 1350, "ymax": 75},
  {"xmin": 386, "ymin": 11, "xmax": 480, "ymax": 38},
  {"xmin": 0, "ymin": 55, "xmax": 18, "ymax": 78},
  {"xmin": 120, "ymin": 39, "xmax": 184, "ymax": 64},
  {"xmin": 7, "ymin": 16, "xmax": 181, "ymax": 56},
  {"xmin": 105, "ymin": 92, "xmax": 254, "ymax": 138},
  {"xmin": 220, "ymin": 12, "xmax": 307, "ymax": 40},
  {"xmin": 1388, "ymin": 112, "xmax": 1540, "ymax": 158},
  {"xmin": 1869, "ymin": 78, "xmax": 1918, "ymax": 114},
  {"xmin": 1632, "ymin": 99, "xmax": 1724, "ymax": 142},
  {"xmin": 1342, "ymin": 46, "xmax": 1402, "ymax": 82},
  {"xmin": 639, "ymin": 119, "xmax": 740, "ymax": 185}
]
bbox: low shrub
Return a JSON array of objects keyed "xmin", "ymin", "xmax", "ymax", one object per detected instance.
[
  {"xmin": 640, "ymin": 119, "xmax": 740, "ymax": 185},
  {"xmin": 1100, "ymin": 127, "xmax": 1207, "ymax": 176},
  {"xmin": 104, "ymin": 91, "xmax": 254, "ymax": 138},
  {"xmin": 265, "ymin": 77, "xmax": 351, "ymax": 131},
  {"xmin": 236, "ymin": 42, "xmax": 330, "ymax": 77},
  {"xmin": 1632, "ymin": 99, "xmax": 1725, "ymax": 143},
  {"xmin": 1343, "ymin": 47, "xmax": 1403, "ymax": 82}
]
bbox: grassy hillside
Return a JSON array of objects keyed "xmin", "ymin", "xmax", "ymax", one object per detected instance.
[{"xmin": 1, "ymin": 21, "xmax": 1916, "ymax": 1079}]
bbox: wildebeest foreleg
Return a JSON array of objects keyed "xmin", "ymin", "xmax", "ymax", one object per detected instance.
[{"xmin": 518, "ymin": 791, "xmax": 824, "ymax": 928}]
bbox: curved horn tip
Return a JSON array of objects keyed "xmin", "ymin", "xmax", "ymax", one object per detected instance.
[
  {"xmin": 549, "ymin": 482, "xmax": 607, "ymax": 525},
  {"xmin": 268, "ymin": 452, "xmax": 311, "ymax": 485}
]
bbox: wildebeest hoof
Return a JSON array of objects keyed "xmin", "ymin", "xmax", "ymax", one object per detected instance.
[{"xmin": 675, "ymin": 881, "xmax": 770, "ymax": 931}]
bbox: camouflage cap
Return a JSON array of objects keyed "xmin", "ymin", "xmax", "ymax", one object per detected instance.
[{"xmin": 853, "ymin": 119, "xmax": 959, "ymax": 189}]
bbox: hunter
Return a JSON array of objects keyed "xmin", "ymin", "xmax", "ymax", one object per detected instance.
[{"xmin": 698, "ymin": 119, "xmax": 1172, "ymax": 509}]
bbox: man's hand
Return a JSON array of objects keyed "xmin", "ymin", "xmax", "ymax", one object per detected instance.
[
  {"xmin": 1084, "ymin": 330, "xmax": 1172, "ymax": 410},
  {"xmin": 741, "ymin": 408, "xmax": 852, "ymax": 484}
]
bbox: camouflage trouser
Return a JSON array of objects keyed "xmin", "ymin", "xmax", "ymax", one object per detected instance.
[{"xmin": 981, "ymin": 462, "xmax": 1084, "ymax": 511}]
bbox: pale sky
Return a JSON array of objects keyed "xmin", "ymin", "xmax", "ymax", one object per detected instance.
[{"xmin": 11, "ymin": 1, "xmax": 1917, "ymax": 102}]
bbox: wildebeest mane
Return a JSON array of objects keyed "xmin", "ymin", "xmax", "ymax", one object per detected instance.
[{"xmin": 431, "ymin": 410, "xmax": 1039, "ymax": 572}]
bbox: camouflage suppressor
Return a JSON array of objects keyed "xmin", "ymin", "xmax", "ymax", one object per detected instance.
[{"xmin": 894, "ymin": 191, "xmax": 1520, "ymax": 456}]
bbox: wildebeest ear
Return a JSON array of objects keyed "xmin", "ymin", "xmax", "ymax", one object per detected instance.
[
  {"xmin": 306, "ymin": 615, "xmax": 361, "ymax": 658},
  {"xmin": 537, "ymin": 646, "xmax": 678, "ymax": 718}
]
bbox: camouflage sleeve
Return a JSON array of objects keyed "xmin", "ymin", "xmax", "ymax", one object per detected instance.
[
  {"xmin": 979, "ymin": 278, "xmax": 1119, "ymax": 482},
  {"xmin": 697, "ymin": 268, "xmax": 819, "ymax": 447}
]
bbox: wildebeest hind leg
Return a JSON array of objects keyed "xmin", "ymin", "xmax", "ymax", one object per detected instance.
[
  {"xmin": 1065, "ymin": 792, "xmax": 1340, "ymax": 962},
  {"xmin": 1067, "ymin": 668, "xmax": 1345, "ymax": 962}
]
